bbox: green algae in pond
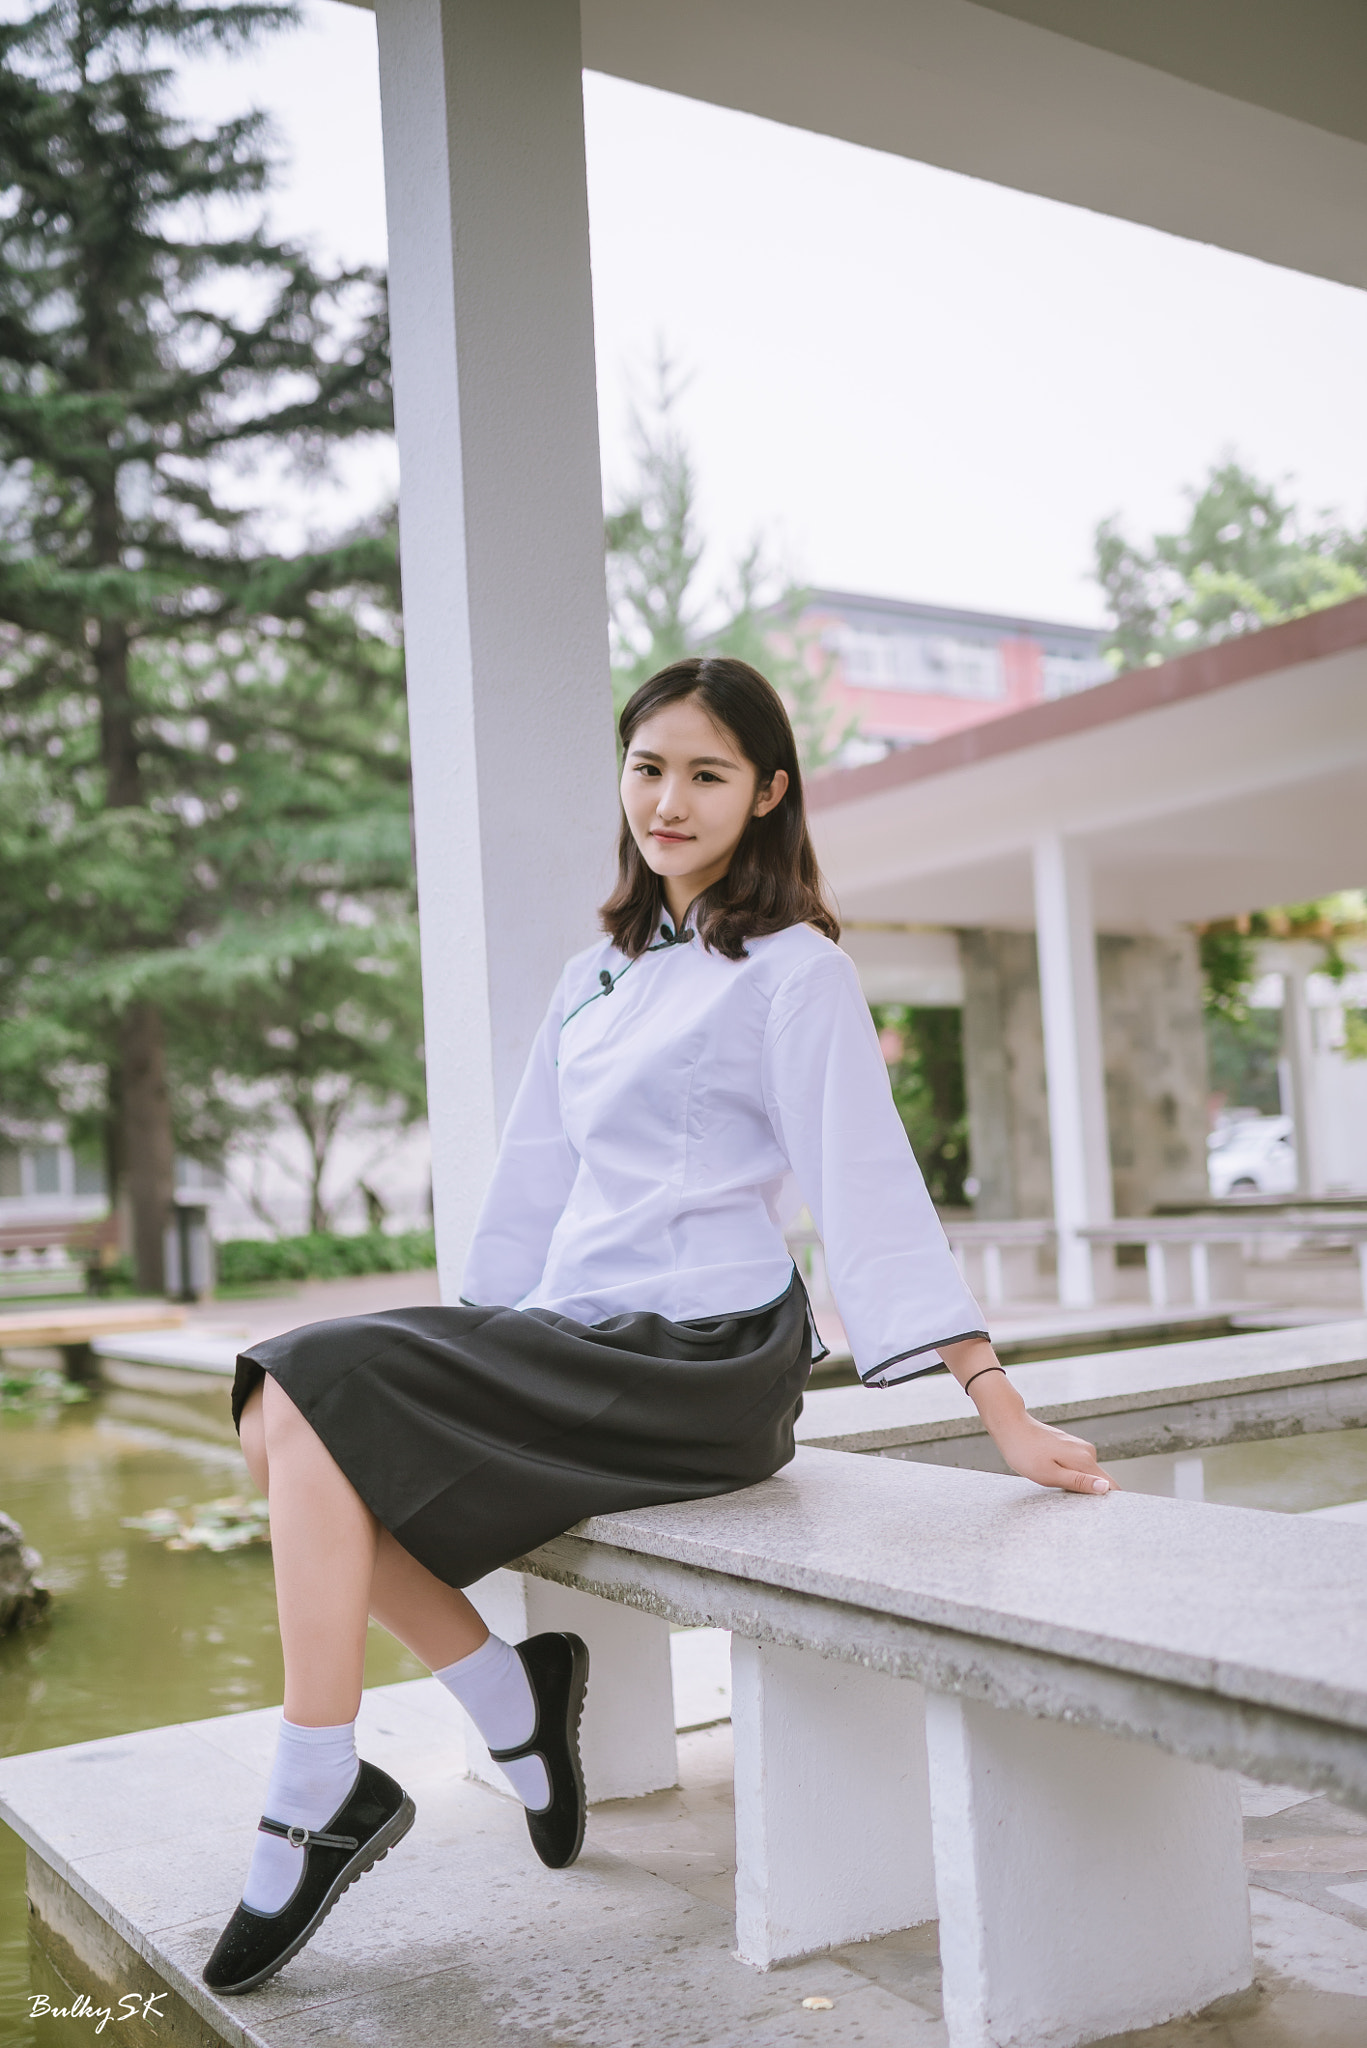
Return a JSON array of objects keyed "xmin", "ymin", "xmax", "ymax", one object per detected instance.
[
  {"xmin": 0, "ymin": 1369, "xmax": 88, "ymax": 1412},
  {"xmin": 122, "ymin": 1493, "xmax": 270, "ymax": 1551}
]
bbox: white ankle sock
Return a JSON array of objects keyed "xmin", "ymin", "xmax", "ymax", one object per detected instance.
[
  {"xmin": 435, "ymin": 1635, "xmax": 550, "ymax": 1811},
  {"xmin": 241, "ymin": 1717, "xmax": 359, "ymax": 1914}
]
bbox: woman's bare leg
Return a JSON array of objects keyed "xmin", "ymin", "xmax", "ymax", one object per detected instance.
[
  {"xmin": 261, "ymin": 1374, "xmax": 379, "ymax": 1726},
  {"xmin": 240, "ymin": 1374, "xmax": 544, "ymax": 1818},
  {"xmin": 239, "ymin": 1378, "xmax": 488, "ymax": 1680},
  {"xmin": 368, "ymin": 1530, "xmax": 489, "ymax": 1667}
]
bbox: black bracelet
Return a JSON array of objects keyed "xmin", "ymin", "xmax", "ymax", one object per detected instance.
[{"xmin": 963, "ymin": 1364, "xmax": 1006, "ymax": 1395}]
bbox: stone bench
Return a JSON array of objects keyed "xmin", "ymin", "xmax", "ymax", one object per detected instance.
[
  {"xmin": 0, "ymin": 1302, "xmax": 186, "ymax": 1380},
  {"xmin": 795, "ymin": 1217, "xmax": 1058, "ymax": 1312},
  {"xmin": 0, "ymin": 1213, "xmax": 120, "ymax": 1300},
  {"xmin": 943, "ymin": 1217, "xmax": 1055, "ymax": 1308},
  {"xmin": 795, "ymin": 1314, "xmax": 1367, "ymax": 1467},
  {"xmin": 461, "ymin": 1441, "xmax": 1367, "ymax": 2046},
  {"xmin": 1080, "ymin": 1213, "xmax": 1367, "ymax": 1312}
]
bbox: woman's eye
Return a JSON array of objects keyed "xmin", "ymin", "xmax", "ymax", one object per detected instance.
[{"xmin": 695, "ymin": 771, "xmax": 721, "ymax": 783}]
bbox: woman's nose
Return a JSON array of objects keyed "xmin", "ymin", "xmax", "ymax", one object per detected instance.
[{"xmin": 655, "ymin": 782, "xmax": 687, "ymax": 822}]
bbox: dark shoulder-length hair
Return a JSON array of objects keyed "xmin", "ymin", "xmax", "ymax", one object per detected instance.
[{"xmin": 600, "ymin": 655, "xmax": 840, "ymax": 961}]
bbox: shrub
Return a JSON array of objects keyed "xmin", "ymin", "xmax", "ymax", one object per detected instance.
[{"xmin": 216, "ymin": 1229, "xmax": 437, "ymax": 1288}]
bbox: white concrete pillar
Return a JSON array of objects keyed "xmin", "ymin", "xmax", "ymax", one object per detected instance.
[
  {"xmin": 462, "ymin": 1569, "xmax": 678, "ymax": 1802},
  {"xmin": 374, "ymin": 0, "xmax": 618, "ymax": 1289},
  {"xmin": 925, "ymin": 1693, "xmax": 1252, "ymax": 2048},
  {"xmin": 1032, "ymin": 834, "xmax": 1113, "ymax": 1305},
  {"xmin": 731, "ymin": 1638, "xmax": 936, "ymax": 1969},
  {"xmin": 1280, "ymin": 953, "xmax": 1325, "ymax": 1196}
]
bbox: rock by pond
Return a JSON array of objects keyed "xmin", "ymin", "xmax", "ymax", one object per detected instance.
[{"xmin": 0, "ymin": 1510, "xmax": 49, "ymax": 1633}]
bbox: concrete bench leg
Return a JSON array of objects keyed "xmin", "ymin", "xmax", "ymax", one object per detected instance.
[
  {"xmin": 1145, "ymin": 1240, "xmax": 1170, "ymax": 1307},
  {"xmin": 1190, "ymin": 1239, "xmax": 1211, "ymax": 1306},
  {"xmin": 731, "ymin": 1637, "xmax": 936, "ymax": 1968},
  {"xmin": 463, "ymin": 1569, "xmax": 677, "ymax": 1802},
  {"xmin": 925, "ymin": 1692, "xmax": 1253, "ymax": 2048}
]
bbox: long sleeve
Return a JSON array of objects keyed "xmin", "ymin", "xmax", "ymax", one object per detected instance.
[
  {"xmin": 460, "ymin": 971, "xmax": 579, "ymax": 1309},
  {"xmin": 761, "ymin": 951, "xmax": 987, "ymax": 1386}
]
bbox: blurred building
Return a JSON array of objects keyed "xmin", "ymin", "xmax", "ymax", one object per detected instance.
[{"xmin": 797, "ymin": 590, "xmax": 1111, "ymax": 761}]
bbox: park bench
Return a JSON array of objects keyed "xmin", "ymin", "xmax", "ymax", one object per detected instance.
[
  {"xmin": 1080, "ymin": 1212, "xmax": 1367, "ymax": 1312},
  {"xmin": 0, "ymin": 1301, "xmax": 186, "ymax": 1380},
  {"xmin": 0, "ymin": 1212, "xmax": 120, "ymax": 1300},
  {"xmin": 461, "ymin": 1449, "xmax": 1367, "ymax": 2045},
  {"xmin": 792, "ymin": 1214, "xmax": 1058, "ymax": 1311},
  {"xmin": 942, "ymin": 1216, "xmax": 1055, "ymax": 1306},
  {"xmin": 795, "ymin": 1314, "xmax": 1367, "ymax": 1466},
  {"xmin": 797, "ymin": 1209, "xmax": 1367, "ymax": 1317}
]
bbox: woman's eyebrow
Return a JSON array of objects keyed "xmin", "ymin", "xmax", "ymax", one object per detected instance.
[{"xmin": 627, "ymin": 747, "xmax": 741, "ymax": 770}]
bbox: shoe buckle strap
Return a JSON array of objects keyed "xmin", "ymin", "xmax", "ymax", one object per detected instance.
[
  {"xmin": 258, "ymin": 1815, "xmax": 359, "ymax": 1852},
  {"xmin": 487, "ymin": 1735, "xmax": 542, "ymax": 1763}
]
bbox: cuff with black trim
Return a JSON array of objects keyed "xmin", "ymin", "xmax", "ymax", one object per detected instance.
[{"xmin": 860, "ymin": 1328, "xmax": 991, "ymax": 1390}]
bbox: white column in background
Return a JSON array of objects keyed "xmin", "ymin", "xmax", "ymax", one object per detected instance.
[
  {"xmin": 373, "ymin": 0, "xmax": 618, "ymax": 1290},
  {"xmin": 1280, "ymin": 953, "xmax": 1325, "ymax": 1196},
  {"xmin": 1032, "ymin": 834, "xmax": 1112, "ymax": 1305}
]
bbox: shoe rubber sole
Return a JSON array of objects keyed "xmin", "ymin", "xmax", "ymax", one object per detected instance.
[
  {"xmin": 562, "ymin": 1632, "xmax": 590, "ymax": 1866},
  {"xmin": 212, "ymin": 1796, "xmax": 417, "ymax": 1996},
  {"xmin": 529, "ymin": 1633, "xmax": 589, "ymax": 1870}
]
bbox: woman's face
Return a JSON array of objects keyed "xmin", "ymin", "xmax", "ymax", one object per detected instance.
[{"xmin": 620, "ymin": 694, "xmax": 788, "ymax": 912}]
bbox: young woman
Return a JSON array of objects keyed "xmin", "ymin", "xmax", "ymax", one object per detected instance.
[{"xmin": 204, "ymin": 655, "xmax": 1114, "ymax": 1996}]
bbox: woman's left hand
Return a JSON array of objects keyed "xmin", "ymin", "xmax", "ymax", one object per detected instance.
[
  {"xmin": 939, "ymin": 1339, "xmax": 1116, "ymax": 1496},
  {"xmin": 986, "ymin": 1407, "xmax": 1115, "ymax": 1495}
]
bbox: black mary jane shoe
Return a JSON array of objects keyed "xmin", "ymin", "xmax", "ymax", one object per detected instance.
[
  {"xmin": 489, "ymin": 1631, "xmax": 590, "ymax": 1870},
  {"xmin": 202, "ymin": 1759, "xmax": 415, "ymax": 1996}
]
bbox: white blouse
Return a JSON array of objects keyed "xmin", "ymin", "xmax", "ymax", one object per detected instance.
[{"xmin": 461, "ymin": 915, "xmax": 987, "ymax": 1387}]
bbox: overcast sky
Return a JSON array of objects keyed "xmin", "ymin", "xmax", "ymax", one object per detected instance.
[{"xmin": 175, "ymin": 1, "xmax": 1367, "ymax": 628}]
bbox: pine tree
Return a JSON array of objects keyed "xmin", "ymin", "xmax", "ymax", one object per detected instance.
[{"xmin": 0, "ymin": 0, "xmax": 395, "ymax": 1286}]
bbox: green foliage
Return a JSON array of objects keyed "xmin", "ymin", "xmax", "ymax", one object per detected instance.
[
  {"xmin": 1199, "ymin": 928, "xmax": 1258, "ymax": 1023},
  {"xmin": 870, "ymin": 1003, "xmax": 970, "ymax": 1208},
  {"xmin": 215, "ymin": 1227, "xmax": 436, "ymax": 1287},
  {"xmin": 0, "ymin": 0, "xmax": 420, "ymax": 1258},
  {"xmin": 1204, "ymin": 1008, "xmax": 1282, "ymax": 1116},
  {"xmin": 1, "ymin": 611, "xmax": 424, "ymax": 1226},
  {"xmin": 1095, "ymin": 459, "xmax": 1367, "ymax": 672},
  {"xmin": 1344, "ymin": 1011, "xmax": 1367, "ymax": 1062},
  {"xmin": 604, "ymin": 353, "xmax": 857, "ymax": 770}
]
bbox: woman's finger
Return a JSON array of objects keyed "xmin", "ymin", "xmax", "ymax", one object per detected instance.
[{"xmin": 1059, "ymin": 1465, "xmax": 1114, "ymax": 1495}]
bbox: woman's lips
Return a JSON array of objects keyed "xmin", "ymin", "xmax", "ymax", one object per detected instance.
[{"xmin": 651, "ymin": 830, "xmax": 692, "ymax": 843}]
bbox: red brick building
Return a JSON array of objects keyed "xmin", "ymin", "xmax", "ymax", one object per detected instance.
[{"xmin": 796, "ymin": 589, "xmax": 1111, "ymax": 757}]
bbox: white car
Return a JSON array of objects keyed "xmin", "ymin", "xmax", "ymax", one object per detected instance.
[{"xmin": 1207, "ymin": 1114, "xmax": 1298, "ymax": 1199}]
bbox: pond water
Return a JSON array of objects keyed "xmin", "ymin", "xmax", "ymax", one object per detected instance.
[
  {"xmin": 2, "ymin": 1375, "xmax": 1366, "ymax": 2048},
  {"xmin": 1109, "ymin": 1427, "xmax": 1367, "ymax": 1512}
]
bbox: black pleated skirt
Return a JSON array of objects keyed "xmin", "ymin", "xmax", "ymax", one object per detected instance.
[{"xmin": 231, "ymin": 1273, "xmax": 812, "ymax": 1589}]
